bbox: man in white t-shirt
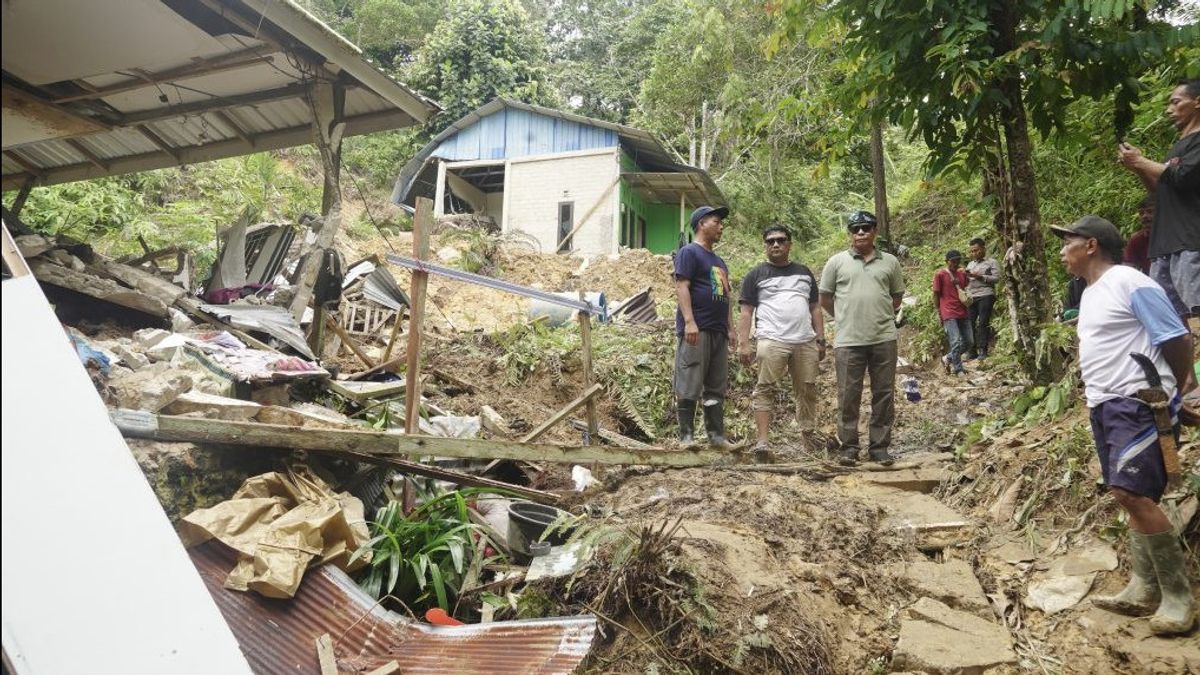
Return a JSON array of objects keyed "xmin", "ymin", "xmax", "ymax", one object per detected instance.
[
  {"xmin": 1052, "ymin": 214, "xmax": 1195, "ymax": 636},
  {"xmin": 737, "ymin": 225, "xmax": 825, "ymax": 455}
]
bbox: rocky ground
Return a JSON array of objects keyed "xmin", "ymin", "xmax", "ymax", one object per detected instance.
[{"xmin": 62, "ymin": 227, "xmax": 1196, "ymax": 674}]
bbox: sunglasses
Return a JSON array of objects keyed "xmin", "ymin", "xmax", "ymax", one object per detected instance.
[
  {"xmin": 849, "ymin": 224, "xmax": 876, "ymax": 234},
  {"xmin": 765, "ymin": 237, "xmax": 790, "ymax": 245}
]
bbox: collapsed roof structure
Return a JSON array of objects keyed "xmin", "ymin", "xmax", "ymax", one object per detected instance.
[{"xmin": 1, "ymin": 0, "xmax": 438, "ymax": 193}]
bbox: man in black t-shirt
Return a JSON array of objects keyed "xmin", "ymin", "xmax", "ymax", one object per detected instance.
[
  {"xmin": 1119, "ymin": 79, "xmax": 1200, "ymax": 318},
  {"xmin": 737, "ymin": 225, "xmax": 824, "ymax": 455},
  {"xmin": 674, "ymin": 205, "xmax": 735, "ymax": 449}
]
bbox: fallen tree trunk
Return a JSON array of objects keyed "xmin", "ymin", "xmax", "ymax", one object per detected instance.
[{"xmin": 111, "ymin": 410, "xmax": 732, "ymax": 467}]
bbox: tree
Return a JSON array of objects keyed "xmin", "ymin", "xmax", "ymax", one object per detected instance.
[
  {"xmin": 298, "ymin": 0, "xmax": 444, "ymax": 69},
  {"xmin": 408, "ymin": 0, "xmax": 558, "ymax": 132},
  {"xmin": 537, "ymin": 0, "xmax": 676, "ymax": 123},
  {"xmin": 775, "ymin": 0, "xmax": 1197, "ymax": 383}
]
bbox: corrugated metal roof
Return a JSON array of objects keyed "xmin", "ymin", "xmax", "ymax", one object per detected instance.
[
  {"xmin": 190, "ymin": 541, "xmax": 598, "ymax": 674},
  {"xmin": 391, "ymin": 98, "xmax": 725, "ymax": 209},
  {"xmin": 1, "ymin": 0, "xmax": 438, "ymax": 190}
]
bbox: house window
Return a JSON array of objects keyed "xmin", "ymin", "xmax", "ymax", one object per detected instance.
[{"xmin": 557, "ymin": 201, "xmax": 574, "ymax": 251}]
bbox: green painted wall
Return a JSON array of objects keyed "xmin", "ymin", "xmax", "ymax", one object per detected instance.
[{"xmin": 618, "ymin": 152, "xmax": 687, "ymax": 254}]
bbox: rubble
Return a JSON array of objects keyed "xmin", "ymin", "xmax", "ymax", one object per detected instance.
[{"xmin": 892, "ymin": 597, "xmax": 1017, "ymax": 673}]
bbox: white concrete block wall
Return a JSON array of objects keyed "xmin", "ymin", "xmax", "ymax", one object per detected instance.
[{"xmin": 505, "ymin": 149, "xmax": 619, "ymax": 254}]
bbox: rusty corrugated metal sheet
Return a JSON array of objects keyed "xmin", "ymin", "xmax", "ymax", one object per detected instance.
[{"xmin": 190, "ymin": 541, "xmax": 597, "ymax": 675}]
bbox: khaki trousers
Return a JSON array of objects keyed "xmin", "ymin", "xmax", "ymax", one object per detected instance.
[{"xmin": 751, "ymin": 339, "xmax": 819, "ymax": 431}]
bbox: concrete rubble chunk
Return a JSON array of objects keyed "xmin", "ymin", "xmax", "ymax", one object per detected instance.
[
  {"xmin": 891, "ymin": 558, "xmax": 990, "ymax": 614},
  {"xmin": 111, "ymin": 344, "xmax": 151, "ymax": 371},
  {"xmin": 164, "ymin": 391, "xmax": 262, "ymax": 421},
  {"xmin": 892, "ymin": 597, "xmax": 1017, "ymax": 674},
  {"xmin": 111, "ymin": 362, "xmax": 194, "ymax": 412},
  {"xmin": 480, "ymin": 405, "xmax": 510, "ymax": 435}
]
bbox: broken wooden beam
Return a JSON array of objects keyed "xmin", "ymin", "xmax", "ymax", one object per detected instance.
[
  {"xmin": 110, "ymin": 409, "xmax": 731, "ymax": 467},
  {"xmin": 315, "ymin": 633, "xmax": 337, "ymax": 675},
  {"xmin": 520, "ymin": 383, "xmax": 605, "ymax": 443},
  {"xmin": 323, "ymin": 449, "xmax": 560, "ymax": 505},
  {"xmin": 404, "ymin": 197, "xmax": 433, "ymax": 433},
  {"xmin": 568, "ymin": 419, "xmax": 654, "ymax": 450},
  {"xmin": 325, "ymin": 315, "xmax": 375, "ymax": 369},
  {"xmin": 576, "ymin": 292, "xmax": 599, "ymax": 438}
]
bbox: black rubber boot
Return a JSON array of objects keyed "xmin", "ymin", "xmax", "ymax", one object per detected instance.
[
  {"xmin": 677, "ymin": 399, "xmax": 697, "ymax": 447},
  {"xmin": 702, "ymin": 398, "xmax": 731, "ymax": 450},
  {"xmin": 868, "ymin": 448, "xmax": 896, "ymax": 466},
  {"xmin": 838, "ymin": 445, "xmax": 859, "ymax": 466}
]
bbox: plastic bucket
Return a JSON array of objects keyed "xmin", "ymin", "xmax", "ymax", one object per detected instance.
[{"xmin": 506, "ymin": 501, "xmax": 572, "ymax": 557}]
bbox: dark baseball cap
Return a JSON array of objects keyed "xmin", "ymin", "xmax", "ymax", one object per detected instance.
[
  {"xmin": 847, "ymin": 210, "xmax": 878, "ymax": 228},
  {"xmin": 1049, "ymin": 215, "xmax": 1124, "ymax": 253},
  {"xmin": 689, "ymin": 205, "xmax": 730, "ymax": 231},
  {"xmin": 945, "ymin": 249, "xmax": 962, "ymax": 261}
]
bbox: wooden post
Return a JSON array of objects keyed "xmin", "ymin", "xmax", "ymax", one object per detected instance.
[
  {"xmin": 8, "ymin": 176, "xmax": 36, "ymax": 218},
  {"xmin": 870, "ymin": 121, "xmax": 891, "ymax": 246},
  {"xmin": 290, "ymin": 79, "xmax": 345, "ymax": 322},
  {"xmin": 325, "ymin": 315, "xmax": 375, "ymax": 369},
  {"xmin": 404, "ymin": 197, "xmax": 433, "ymax": 433},
  {"xmin": 578, "ymin": 291, "xmax": 599, "ymax": 440},
  {"xmin": 434, "ymin": 159, "xmax": 447, "ymax": 217}
]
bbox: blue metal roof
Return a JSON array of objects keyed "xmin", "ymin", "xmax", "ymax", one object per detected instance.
[
  {"xmin": 434, "ymin": 108, "xmax": 618, "ymax": 161},
  {"xmin": 391, "ymin": 98, "xmax": 724, "ymax": 208}
]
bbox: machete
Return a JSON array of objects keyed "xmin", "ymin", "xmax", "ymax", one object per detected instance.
[{"xmin": 1129, "ymin": 352, "xmax": 1181, "ymax": 486}]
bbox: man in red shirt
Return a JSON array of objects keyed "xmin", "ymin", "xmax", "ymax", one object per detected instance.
[
  {"xmin": 1123, "ymin": 195, "xmax": 1154, "ymax": 274},
  {"xmin": 933, "ymin": 250, "xmax": 972, "ymax": 375}
]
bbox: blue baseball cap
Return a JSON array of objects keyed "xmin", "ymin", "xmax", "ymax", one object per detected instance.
[{"xmin": 689, "ymin": 205, "xmax": 730, "ymax": 231}]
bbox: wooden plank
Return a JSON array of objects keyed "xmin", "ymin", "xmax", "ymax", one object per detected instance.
[
  {"xmin": 329, "ymin": 449, "xmax": 560, "ymax": 505},
  {"xmin": 520, "ymin": 383, "xmax": 605, "ymax": 443},
  {"xmin": 381, "ymin": 307, "xmax": 405, "ymax": 362},
  {"xmin": 326, "ymin": 379, "xmax": 407, "ymax": 402},
  {"xmin": 554, "ymin": 175, "xmax": 620, "ymax": 253},
  {"xmin": 111, "ymin": 409, "xmax": 731, "ymax": 467},
  {"xmin": 577, "ymin": 292, "xmax": 599, "ymax": 438},
  {"xmin": 348, "ymin": 354, "xmax": 404, "ymax": 381},
  {"xmin": 405, "ymin": 197, "xmax": 433, "ymax": 432},
  {"xmin": 212, "ymin": 110, "xmax": 254, "ymax": 149},
  {"xmin": 569, "ymin": 419, "xmax": 653, "ymax": 450},
  {"xmin": 315, "ymin": 633, "xmax": 337, "ymax": 675},
  {"xmin": 365, "ymin": 662, "xmax": 400, "ymax": 675},
  {"xmin": 325, "ymin": 315, "xmax": 375, "ymax": 369}
]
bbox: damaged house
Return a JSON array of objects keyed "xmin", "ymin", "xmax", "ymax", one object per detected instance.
[{"xmin": 391, "ymin": 98, "xmax": 726, "ymax": 256}]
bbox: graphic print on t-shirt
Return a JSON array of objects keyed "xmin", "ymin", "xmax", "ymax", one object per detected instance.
[{"xmin": 710, "ymin": 265, "xmax": 730, "ymax": 301}]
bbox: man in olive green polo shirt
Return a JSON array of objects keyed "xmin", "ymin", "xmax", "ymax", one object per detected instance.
[{"xmin": 819, "ymin": 211, "xmax": 906, "ymax": 466}]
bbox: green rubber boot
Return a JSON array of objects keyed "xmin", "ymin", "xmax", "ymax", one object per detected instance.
[
  {"xmin": 1145, "ymin": 530, "xmax": 1197, "ymax": 636},
  {"xmin": 1091, "ymin": 531, "xmax": 1159, "ymax": 616}
]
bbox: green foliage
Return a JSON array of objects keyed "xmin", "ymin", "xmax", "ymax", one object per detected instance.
[
  {"xmin": 774, "ymin": 0, "xmax": 1198, "ymax": 174},
  {"xmin": 409, "ymin": 0, "xmax": 558, "ymax": 132},
  {"xmin": 19, "ymin": 154, "xmax": 320, "ymax": 282},
  {"xmin": 351, "ymin": 489, "xmax": 503, "ymax": 610},
  {"xmin": 342, "ymin": 129, "xmax": 426, "ymax": 191},
  {"xmin": 298, "ymin": 0, "xmax": 444, "ymax": 68}
]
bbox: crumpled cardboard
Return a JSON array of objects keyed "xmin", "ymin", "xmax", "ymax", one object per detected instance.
[{"xmin": 179, "ymin": 469, "xmax": 369, "ymax": 598}]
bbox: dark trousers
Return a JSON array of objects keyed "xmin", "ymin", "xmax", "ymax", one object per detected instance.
[
  {"xmin": 968, "ymin": 295, "xmax": 995, "ymax": 356},
  {"xmin": 834, "ymin": 340, "xmax": 897, "ymax": 453},
  {"xmin": 673, "ymin": 331, "xmax": 729, "ymax": 402}
]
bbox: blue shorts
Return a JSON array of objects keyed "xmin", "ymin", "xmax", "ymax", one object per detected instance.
[{"xmin": 1088, "ymin": 396, "xmax": 1180, "ymax": 502}]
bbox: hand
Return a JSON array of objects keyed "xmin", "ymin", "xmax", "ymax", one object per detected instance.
[
  {"xmin": 1118, "ymin": 142, "xmax": 1143, "ymax": 168},
  {"xmin": 684, "ymin": 320, "xmax": 699, "ymax": 346},
  {"xmin": 738, "ymin": 346, "xmax": 754, "ymax": 366},
  {"xmin": 727, "ymin": 329, "xmax": 739, "ymax": 353},
  {"xmin": 818, "ymin": 344, "xmax": 827, "ymax": 361}
]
